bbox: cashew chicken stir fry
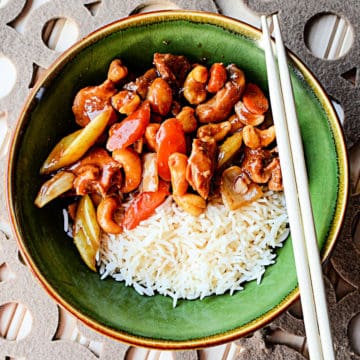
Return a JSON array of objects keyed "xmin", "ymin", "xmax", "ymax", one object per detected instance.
[{"xmin": 35, "ymin": 53, "xmax": 283, "ymax": 271}]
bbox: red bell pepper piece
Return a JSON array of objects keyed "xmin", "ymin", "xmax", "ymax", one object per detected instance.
[
  {"xmin": 207, "ymin": 63, "xmax": 227, "ymax": 93},
  {"xmin": 242, "ymin": 83, "xmax": 269, "ymax": 115},
  {"xmin": 106, "ymin": 101, "xmax": 150, "ymax": 151},
  {"xmin": 156, "ymin": 118, "xmax": 186, "ymax": 181},
  {"xmin": 123, "ymin": 181, "xmax": 170, "ymax": 230}
]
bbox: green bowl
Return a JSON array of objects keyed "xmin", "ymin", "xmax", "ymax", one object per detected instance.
[{"xmin": 7, "ymin": 11, "xmax": 348, "ymax": 349}]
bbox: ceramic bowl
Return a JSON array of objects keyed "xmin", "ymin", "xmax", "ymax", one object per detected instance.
[{"xmin": 7, "ymin": 10, "xmax": 348, "ymax": 349}]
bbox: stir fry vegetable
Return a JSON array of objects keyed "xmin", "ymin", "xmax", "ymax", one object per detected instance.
[
  {"xmin": 35, "ymin": 53, "xmax": 283, "ymax": 271},
  {"xmin": 73, "ymin": 194, "xmax": 101, "ymax": 271}
]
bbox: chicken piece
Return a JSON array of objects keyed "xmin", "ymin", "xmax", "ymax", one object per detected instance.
[
  {"xmin": 124, "ymin": 68, "xmax": 158, "ymax": 99},
  {"xmin": 71, "ymin": 148, "xmax": 122, "ymax": 196},
  {"xmin": 186, "ymin": 138, "xmax": 217, "ymax": 199},
  {"xmin": 153, "ymin": 53, "xmax": 191, "ymax": 89},
  {"xmin": 183, "ymin": 65, "xmax": 208, "ymax": 104},
  {"xmin": 241, "ymin": 148, "xmax": 276, "ymax": 184},
  {"xmin": 195, "ymin": 64, "xmax": 246, "ymax": 123},
  {"xmin": 265, "ymin": 157, "xmax": 283, "ymax": 191},
  {"xmin": 72, "ymin": 79, "xmax": 117, "ymax": 127}
]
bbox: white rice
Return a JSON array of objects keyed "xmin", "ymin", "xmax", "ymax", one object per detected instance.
[{"xmin": 98, "ymin": 191, "xmax": 289, "ymax": 307}]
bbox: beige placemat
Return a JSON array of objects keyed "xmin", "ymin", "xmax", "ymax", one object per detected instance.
[{"xmin": 0, "ymin": 0, "xmax": 359, "ymax": 359}]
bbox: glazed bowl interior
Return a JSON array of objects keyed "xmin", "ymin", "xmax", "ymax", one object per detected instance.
[{"xmin": 8, "ymin": 11, "xmax": 348, "ymax": 349}]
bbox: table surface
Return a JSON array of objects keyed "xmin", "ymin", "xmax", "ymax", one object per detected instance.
[{"xmin": 0, "ymin": 1, "xmax": 359, "ymax": 359}]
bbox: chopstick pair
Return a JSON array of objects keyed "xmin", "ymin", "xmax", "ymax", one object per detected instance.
[{"xmin": 261, "ymin": 14, "xmax": 335, "ymax": 360}]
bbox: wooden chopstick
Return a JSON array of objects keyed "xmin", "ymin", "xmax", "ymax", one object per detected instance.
[{"xmin": 261, "ymin": 14, "xmax": 335, "ymax": 360}]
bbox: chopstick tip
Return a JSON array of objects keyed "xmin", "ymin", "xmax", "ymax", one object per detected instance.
[{"xmin": 261, "ymin": 12, "xmax": 280, "ymax": 32}]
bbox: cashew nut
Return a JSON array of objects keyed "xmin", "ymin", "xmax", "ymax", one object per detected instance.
[
  {"xmin": 243, "ymin": 125, "xmax": 276, "ymax": 149},
  {"xmin": 228, "ymin": 113, "xmax": 245, "ymax": 133},
  {"xmin": 196, "ymin": 65, "xmax": 245, "ymax": 124},
  {"xmin": 107, "ymin": 59, "xmax": 128, "ymax": 84},
  {"xmin": 173, "ymin": 193, "xmax": 206, "ymax": 216},
  {"xmin": 197, "ymin": 121, "xmax": 231, "ymax": 142},
  {"xmin": 259, "ymin": 125, "xmax": 276, "ymax": 147},
  {"xmin": 112, "ymin": 148, "xmax": 142, "ymax": 193},
  {"xmin": 111, "ymin": 90, "xmax": 141, "ymax": 115},
  {"xmin": 176, "ymin": 106, "xmax": 198, "ymax": 133},
  {"xmin": 96, "ymin": 196, "xmax": 123, "ymax": 234},
  {"xmin": 227, "ymin": 63, "xmax": 246, "ymax": 91},
  {"xmin": 146, "ymin": 77, "xmax": 173, "ymax": 115},
  {"xmin": 183, "ymin": 65, "xmax": 208, "ymax": 104}
]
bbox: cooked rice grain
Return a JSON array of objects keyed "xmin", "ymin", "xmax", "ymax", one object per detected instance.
[{"xmin": 98, "ymin": 191, "xmax": 288, "ymax": 307}]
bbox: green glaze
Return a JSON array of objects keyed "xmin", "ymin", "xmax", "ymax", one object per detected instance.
[{"xmin": 9, "ymin": 12, "xmax": 347, "ymax": 347}]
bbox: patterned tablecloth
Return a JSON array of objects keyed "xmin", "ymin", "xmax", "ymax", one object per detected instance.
[{"xmin": 0, "ymin": 0, "xmax": 359, "ymax": 359}]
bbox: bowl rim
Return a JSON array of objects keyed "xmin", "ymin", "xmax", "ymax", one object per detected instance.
[{"xmin": 6, "ymin": 9, "xmax": 349, "ymax": 350}]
